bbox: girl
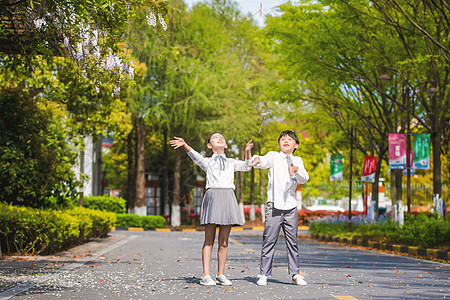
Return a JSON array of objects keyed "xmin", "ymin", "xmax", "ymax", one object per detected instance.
[{"xmin": 170, "ymin": 132, "xmax": 253, "ymax": 286}]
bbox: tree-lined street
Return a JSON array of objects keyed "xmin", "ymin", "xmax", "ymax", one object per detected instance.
[
  {"xmin": 1, "ymin": 230, "xmax": 448, "ymax": 299},
  {"xmin": 1, "ymin": 1, "xmax": 449, "ymax": 299}
]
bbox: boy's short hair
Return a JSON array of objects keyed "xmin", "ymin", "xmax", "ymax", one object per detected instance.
[{"xmin": 278, "ymin": 130, "xmax": 299, "ymax": 152}]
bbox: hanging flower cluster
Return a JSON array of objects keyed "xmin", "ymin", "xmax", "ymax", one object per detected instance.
[
  {"xmin": 146, "ymin": 9, "xmax": 167, "ymax": 30},
  {"xmin": 146, "ymin": 10, "xmax": 157, "ymax": 27},
  {"xmin": 23, "ymin": 1, "xmax": 168, "ymax": 94}
]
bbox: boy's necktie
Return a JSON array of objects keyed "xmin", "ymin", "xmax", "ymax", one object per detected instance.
[
  {"xmin": 287, "ymin": 156, "xmax": 292, "ymax": 174},
  {"xmin": 287, "ymin": 156, "xmax": 297, "ymax": 181}
]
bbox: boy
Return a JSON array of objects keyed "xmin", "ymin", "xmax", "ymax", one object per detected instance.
[{"xmin": 249, "ymin": 130, "xmax": 309, "ymax": 286}]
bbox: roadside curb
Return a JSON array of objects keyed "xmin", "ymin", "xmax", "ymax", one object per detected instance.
[
  {"xmin": 311, "ymin": 233, "xmax": 449, "ymax": 261},
  {"xmin": 110, "ymin": 226, "xmax": 309, "ymax": 232}
]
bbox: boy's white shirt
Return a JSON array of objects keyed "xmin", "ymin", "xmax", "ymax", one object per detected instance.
[
  {"xmin": 187, "ymin": 148, "xmax": 252, "ymax": 190},
  {"xmin": 251, "ymin": 151, "xmax": 309, "ymax": 210}
]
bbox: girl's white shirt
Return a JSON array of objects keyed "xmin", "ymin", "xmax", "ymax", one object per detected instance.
[
  {"xmin": 187, "ymin": 148, "xmax": 252, "ymax": 190},
  {"xmin": 251, "ymin": 151, "xmax": 309, "ymax": 210}
]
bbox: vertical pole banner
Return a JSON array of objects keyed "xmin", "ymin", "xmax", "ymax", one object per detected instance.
[
  {"xmin": 362, "ymin": 156, "xmax": 377, "ymax": 182},
  {"xmin": 388, "ymin": 133, "xmax": 406, "ymax": 169},
  {"xmin": 413, "ymin": 133, "xmax": 430, "ymax": 169},
  {"xmin": 330, "ymin": 154, "xmax": 343, "ymax": 181}
]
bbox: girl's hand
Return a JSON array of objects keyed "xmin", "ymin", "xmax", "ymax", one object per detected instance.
[
  {"xmin": 250, "ymin": 157, "xmax": 261, "ymax": 167},
  {"xmin": 245, "ymin": 140, "xmax": 253, "ymax": 152},
  {"xmin": 169, "ymin": 137, "xmax": 186, "ymax": 149}
]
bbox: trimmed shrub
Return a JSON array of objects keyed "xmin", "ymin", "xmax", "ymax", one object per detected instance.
[
  {"xmin": 0, "ymin": 203, "xmax": 80, "ymax": 255},
  {"xmin": 114, "ymin": 214, "xmax": 165, "ymax": 229},
  {"xmin": 0, "ymin": 202, "xmax": 117, "ymax": 255},
  {"xmin": 83, "ymin": 195, "xmax": 126, "ymax": 214},
  {"xmin": 141, "ymin": 215, "xmax": 165, "ymax": 229},
  {"xmin": 115, "ymin": 214, "xmax": 142, "ymax": 228},
  {"xmin": 66, "ymin": 207, "xmax": 116, "ymax": 238},
  {"xmin": 309, "ymin": 213, "xmax": 450, "ymax": 248},
  {"xmin": 385, "ymin": 213, "xmax": 450, "ymax": 248}
]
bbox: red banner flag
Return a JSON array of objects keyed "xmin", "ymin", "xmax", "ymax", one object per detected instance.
[{"xmin": 362, "ymin": 156, "xmax": 377, "ymax": 182}]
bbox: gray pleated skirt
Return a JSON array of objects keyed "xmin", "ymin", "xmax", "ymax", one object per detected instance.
[{"xmin": 200, "ymin": 188, "xmax": 243, "ymax": 226}]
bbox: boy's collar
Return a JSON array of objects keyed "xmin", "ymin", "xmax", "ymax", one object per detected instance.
[{"xmin": 279, "ymin": 150, "xmax": 294, "ymax": 157}]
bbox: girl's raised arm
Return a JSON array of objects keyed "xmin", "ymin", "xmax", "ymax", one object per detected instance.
[
  {"xmin": 233, "ymin": 140, "xmax": 254, "ymax": 172},
  {"xmin": 169, "ymin": 136, "xmax": 191, "ymax": 152},
  {"xmin": 245, "ymin": 140, "xmax": 253, "ymax": 160},
  {"xmin": 170, "ymin": 137, "xmax": 208, "ymax": 171}
]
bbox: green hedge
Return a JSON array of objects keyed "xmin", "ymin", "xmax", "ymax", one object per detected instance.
[
  {"xmin": 309, "ymin": 213, "xmax": 450, "ymax": 249},
  {"xmin": 115, "ymin": 214, "xmax": 165, "ymax": 229},
  {"xmin": 0, "ymin": 202, "xmax": 115, "ymax": 255},
  {"xmin": 83, "ymin": 195, "xmax": 126, "ymax": 214},
  {"xmin": 384, "ymin": 213, "xmax": 450, "ymax": 248},
  {"xmin": 66, "ymin": 207, "xmax": 116, "ymax": 238}
]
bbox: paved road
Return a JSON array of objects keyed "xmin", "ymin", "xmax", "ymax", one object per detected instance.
[{"xmin": 0, "ymin": 230, "xmax": 448, "ymax": 299}]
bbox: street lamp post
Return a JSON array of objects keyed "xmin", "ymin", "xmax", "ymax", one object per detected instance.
[
  {"xmin": 380, "ymin": 68, "xmax": 439, "ymax": 214},
  {"xmin": 348, "ymin": 126, "xmax": 354, "ymax": 232},
  {"xmin": 380, "ymin": 69, "xmax": 412, "ymax": 213},
  {"xmin": 330, "ymin": 106, "xmax": 353, "ymax": 231},
  {"xmin": 406, "ymin": 87, "xmax": 411, "ymax": 214}
]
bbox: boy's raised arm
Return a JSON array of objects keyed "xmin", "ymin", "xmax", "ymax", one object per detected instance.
[{"xmin": 249, "ymin": 152, "xmax": 273, "ymax": 169}]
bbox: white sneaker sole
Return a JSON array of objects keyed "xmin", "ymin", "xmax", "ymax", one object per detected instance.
[
  {"xmin": 256, "ymin": 278, "xmax": 267, "ymax": 286},
  {"xmin": 292, "ymin": 280, "xmax": 307, "ymax": 286},
  {"xmin": 216, "ymin": 281, "xmax": 232, "ymax": 286},
  {"xmin": 257, "ymin": 282, "xmax": 267, "ymax": 286}
]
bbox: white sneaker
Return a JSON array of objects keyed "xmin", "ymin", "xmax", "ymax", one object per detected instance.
[
  {"xmin": 256, "ymin": 274, "xmax": 268, "ymax": 286},
  {"xmin": 215, "ymin": 274, "xmax": 232, "ymax": 286},
  {"xmin": 200, "ymin": 275, "xmax": 216, "ymax": 286},
  {"xmin": 292, "ymin": 274, "xmax": 307, "ymax": 286}
]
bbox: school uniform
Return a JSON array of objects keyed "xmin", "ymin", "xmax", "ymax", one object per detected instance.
[
  {"xmin": 187, "ymin": 149, "xmax": 251, "ymax": 226},
  {"xmin": 252, "ymin": 151, "xmax": 309, "ymax": 275}
]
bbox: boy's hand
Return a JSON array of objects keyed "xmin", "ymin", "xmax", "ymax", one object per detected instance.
[
  {"xmin": 290, "ymin": 164, "xmax": 299, "ymax": 176},
  {"xmin": 169, "ymin": 137, "xmax": 186, "ymax": 149},
  {"xmin": 250, "ymin": 157, "xmax": 261, "ymax": 167},
  {"xmin": 245, "ymin": 140, "xmax": 253, "ymax": 152}
]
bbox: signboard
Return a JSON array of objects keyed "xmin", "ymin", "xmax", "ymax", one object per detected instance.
[
  {"xmin": 330, "ymin": 154, "xmax": 343, "ymax": 181},
  {"xmin": 389, "ymin": 134, "xmax": 406, "ymax": 169},
  {"xmin": 413, "ymin": 134, "xmax": 430, "ymax": 169},
  {"xmin": 362, "ymin": 156, "xmax": 377, "ymax": 182}
]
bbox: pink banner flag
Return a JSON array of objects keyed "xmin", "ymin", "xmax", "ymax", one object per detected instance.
[{"xmin": 389, "ymin": 134, "xmax": 406, "ymax": 169}]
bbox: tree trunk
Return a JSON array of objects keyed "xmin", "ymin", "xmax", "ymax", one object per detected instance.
[
  {"xmin": 238, "ymin": 143, "xmax": 245, "ymax": 224},
  {"xmin": 390, "ymin": 169, "xmax": 402, "ymax": 222},
  {"xmin": 126, "ymin": 126, "xmax": 136, "ymax": 214},
  {"xmin": 249, "ymin": 168, "xmax": 255, "ymax": 221},
  {"xmin": 171, "ymin": 149, "xmax": 182, "ymax": 227},
  {"xmin": 132, "ymin": 118, "xmax": 147, "ymax": 216},
  {"xmin": 431, "ymin": 129, "xmax": 442, "ymax": 197},
  {"xmin": 162, "ymin": 127, "xmax": 170, "ymax": 216}
]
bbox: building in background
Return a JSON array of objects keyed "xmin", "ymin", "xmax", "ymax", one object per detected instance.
[{"xmin": 73, "ymin": 135, "xmax": 112, "ymax": 201}]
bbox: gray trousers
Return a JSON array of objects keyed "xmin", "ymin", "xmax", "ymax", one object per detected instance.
[{"xmin": 260, "ymin": 202, "xmax": 299, "ymax": 276}]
